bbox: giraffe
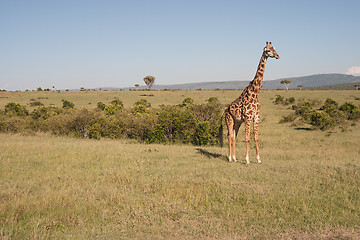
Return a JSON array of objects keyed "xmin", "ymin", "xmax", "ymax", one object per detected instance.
[{"xmin": 219, "ymin": 42, "xmax": 279, "ymax": 164}]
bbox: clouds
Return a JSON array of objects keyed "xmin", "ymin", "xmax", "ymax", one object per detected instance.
[{"xmin": 346, "ymin": 66, "xmax": 360, "ymax": 75}]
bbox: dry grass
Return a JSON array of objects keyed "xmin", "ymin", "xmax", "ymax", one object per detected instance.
[{"xmin": 1, "ymin": 90, "xmax": 360, "ymax": 239}]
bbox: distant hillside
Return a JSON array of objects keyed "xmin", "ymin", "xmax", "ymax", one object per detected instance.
[
  {"xmin": 274, "ymin": 74, "xmax": 360, "ymax": 90},
  {"xmin": 97, "ymin": 74, "xmax": 360, "ymax": 91},
  {"xmin": 306, "ymin": 81, "xmax": 360, "ymax": 90}
]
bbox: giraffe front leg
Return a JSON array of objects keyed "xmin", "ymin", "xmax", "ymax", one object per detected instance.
[
  {"xmin": 245, "ymin": 119, "xmax": 251, "ymax": 164},
  {"xmin": 227, "ymin": 131, "xmax": 236, "ymax": 162},
  {"xmin": 232, "ymin": 131, "xmax": 237, "ymax": 162},
  {"xmin": 228, "ymin": 134, "xmax": 233, "ymax": 162},
  {"xmin": 254, "ymin": 115, "xmax": 261, "ymax": 164}
]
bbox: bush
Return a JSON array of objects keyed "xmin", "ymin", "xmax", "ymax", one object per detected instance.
[
  {"xmin": 134, "ymin": 99, "xmax": 151, "ymax": 108},
  {"xmin": 30, "ymin": 99, "xmax": 44, "ymax": 107},
  {"xmin": 104, "ymin": 104, "xmax": 123, "ymax": 116},
  {"xmin": 123, "ymin": 111, "xmax": 157, "ymax": 142},
  {"xmin": 31, "ymin": 106, "xmax": 61, "ymax": 120},
  {"xmin": 274, "ymin": 95, "xmax": 284, "ymax": 105},
  {"xmin": 179, "ymin": 97, "xmax": 194, "ymax": 107},
  {"xmin": 292, "ymin": 101, "xmax": 318, "ymax": 120},
  {"xmin": 308, "ymin": 110, "xmax": 335, "ymax": 130},
  {"xmin": 88, "ymin": 116, "xmax": 124, "ymax": 139},
  {"xmin": 97, "ymin": 102, "xmax": 106, "ymax": 111},
  {"xmin": 71, "ymin": 109, "xmax": 101, "ymax": 138},
  {"xmin": 288, "ymin": 97, "xmax": 295, "ymax": 104},
  {"xmin": 132, "ymin": 105, "xmax": 150, "ymax": 115},
  {"xmin": 0, "ymin": 97, "xmax": 224, "ymax": 145},
  {"xmin": 62, "ymin": 100, "xmax": 75, "ymax": 109},
  {"xmin": 111, "ymin": 98, "xmax": 123, "ymax": 107},
  {"xmin": 322, "ymin": 98, "xmax": 338, "ymax": 110},
  {"xmin": 4, "ymin": 102, "xmax": 29, "ymax": 116},
  {"xmin": 151, "ymin": 105, "xmax": 196, "ymax": 143},
  {"xmin": 283, "ymin": 98, "xmax": 359, "ymax": 131},
  {"xmin": 339, "ymin": 102, "xmax": 360, "ymax": 120},
  {"xmin": 0, "ymin": 115, "xmax": 30, "ymax": 132},
  {"xmin": 132, "ymin": 99, "xmax": 151, "ymax": 115},
  {"xmin": 192, "ymin": 121, "xmax": 212, "ymax": 145},
  {"xmin": 274, "ymin": 95, "xmax": 295, "ymax": 105},
  {"xmin": 320, "ymin": 99, "xmax": 344, "ymax": 122}
]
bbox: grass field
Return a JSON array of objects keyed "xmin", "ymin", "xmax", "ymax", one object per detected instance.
[{"xmin": 1, "ymin": 90, "xmax": 360, "ymax": 239}]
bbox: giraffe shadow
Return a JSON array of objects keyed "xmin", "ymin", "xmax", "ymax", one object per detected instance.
[
  {"xmin": 196, "ymin": 148, "xmax": 228, "ymax": 162},
  {"xmin": 294, "ymin": 127, "xmax": 313, "ymax": 131}
]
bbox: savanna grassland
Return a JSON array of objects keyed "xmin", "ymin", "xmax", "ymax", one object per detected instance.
[{"xmin": 1, "ymin": 89, "xmax": 360, "ymax": 239}]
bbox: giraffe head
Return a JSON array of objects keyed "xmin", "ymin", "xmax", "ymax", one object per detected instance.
[{"xmin": 263, "ymin": 42, "xmax": 280, "ymax": 59}]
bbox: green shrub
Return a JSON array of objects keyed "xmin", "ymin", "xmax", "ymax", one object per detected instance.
[
  {"xmin": 30, "ymin": 99, "xmax": 44, "ymax": 107},
  {"xmin": 132, "ymin": 105, "xmax": 150, "ymax": 115},
  {"xmin": 179, "ymin": 97, "xmax": 194, "ymax": 107},
  {"xmin": 111, "ymin": 98, "xmax": 123, "ymax": 107},
  {"xmin": 0, "ymin": 115, "xmax": 30, "ymax": 132},
  {"xmin": 88, "ymin": 116, "xmax": 124, "ymax": 139},
  {"xmin": 308, "ymin": 110, "xmax": 335, "ymax": 130},
  {"xmin": 288, "ymin": 97, "xmax": 295, "ymax": 104},
  {"xmin": 132, "ymin": 99, "xmax": 151, "ymax": 115},
  {"xmin": 96, "ymin": 102, "xmax": 106, "ymax": 111},
  {"xmin": 192, "ymin": 121, "xmax": 212, "ymax": 145},
  {"xmin": 274, "ymin": 95, "xmax": 295, "ymax": 105},
  {"xmin": 152, "ymin": 105, "xmax": 196, "ymax": 143},
  {"xmin": 322, "ymin": 98, "xmax": 338, "ymax": 109},
  {"xmin": 286, "ymin": 99, "xmax": 360, "ymax": 131},
  {"xmin": 317, "ymin": 98, "xmax": 344, "ymax": 122},
  {"xmin": 274, "ymin": 95, "xmax": 284, "ymax": 105},
  {"xmin": 104, "ymin": 104, "xmax": 123, "ymax": 116},
  {"xmin": 0, "ymin": 96, "xmax": 224, "ymax": 145},
  {"xmin": 134, "ymin": 99, "xmax": 151, "ymax": 108},
  {"xmin": 62, "ymin": 99, "xmax": 75, "ymax": 109},
  {"xmin": 71, "ymin": 109, "xmax": 101, "ymax": 138},
  {"xmin": 4, "ymin": 102, "xmax": 29, "ymax": 116},
  {"xmin": 123, "ymin": 111, "xmax": 157, "ymax": 142},
  {"xmin": 339, "ymin": 102, "xmax": 360, "ymax": 120},
  {"xmin": 31, "ymin": 106, "xmax": 61, "ymax": 120}
]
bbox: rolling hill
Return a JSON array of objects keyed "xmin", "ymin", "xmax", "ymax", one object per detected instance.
[{"xmin": 96, "ymin": 74, "xmax": 360, "ymax": 91}]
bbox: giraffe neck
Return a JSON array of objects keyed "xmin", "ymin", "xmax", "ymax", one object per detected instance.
[{"xmin": 249, "ymin": 53, "xmax": 268, "ymax": 95}]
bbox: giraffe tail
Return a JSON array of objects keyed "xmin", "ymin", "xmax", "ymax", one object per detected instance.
[{"xmin": 218, "ymin": 110, "xmax": 225, "ymax": 148}]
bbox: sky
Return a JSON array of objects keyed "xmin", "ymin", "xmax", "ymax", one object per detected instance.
[{"xmin": 1, "ymin": 0, "xmax": 360, "ymax": 91}]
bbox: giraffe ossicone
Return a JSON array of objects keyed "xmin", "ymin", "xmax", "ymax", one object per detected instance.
[{"xmin": 219, "ymin": 42, "xmax": 280, "ymax": 164}]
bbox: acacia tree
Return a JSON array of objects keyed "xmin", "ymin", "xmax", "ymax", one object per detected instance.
[
  {"xmin": 281, "ymin": 79, "xmax": 291, "ymax": 90},
  {"xmin": 143, "ymin": 76, "xmax": 155, "ymax": 90}
]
